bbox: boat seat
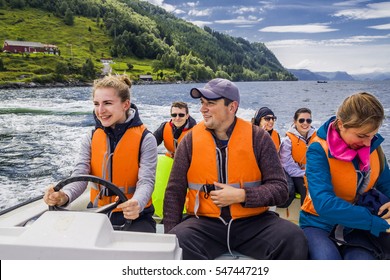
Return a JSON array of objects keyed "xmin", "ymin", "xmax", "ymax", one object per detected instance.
[
  {"xmin": 275, "ymin": 198, "xmax": 300, "ymax": 224},
  {"xmin": 155, "ymin": 222, "xmax": 252, "ymax": 259}
]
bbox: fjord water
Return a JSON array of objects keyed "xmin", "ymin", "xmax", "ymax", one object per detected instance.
[{"xmin": 0, "ymin": 81, "xmax": 389, "ymax": 211}]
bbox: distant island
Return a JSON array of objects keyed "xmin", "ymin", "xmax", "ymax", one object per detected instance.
[{"xmin": 288, "ymin": 69, "xmax": 390, "ymax": 81}]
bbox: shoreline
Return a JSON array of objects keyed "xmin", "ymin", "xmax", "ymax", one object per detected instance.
[
  {"xmin": 0, "ymin": 80, "xmax": 197, "ymax": 90},
  {"xmin": 0, "ymin": 81, "xmax": 93, "ymax": 90}
]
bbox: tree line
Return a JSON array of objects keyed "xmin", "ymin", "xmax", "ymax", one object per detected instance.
[{"xmin": 1, "ymin": 0, "xmax": 296, "ymax": 82}]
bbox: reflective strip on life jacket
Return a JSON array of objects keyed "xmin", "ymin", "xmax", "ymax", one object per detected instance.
[
  {"xmin": 188, "ymin": 180, "xmax": 262, "ymax": 218},
  {"xmin": 90, "ymin": 182, "xmax": 136, "ymax": 195}
]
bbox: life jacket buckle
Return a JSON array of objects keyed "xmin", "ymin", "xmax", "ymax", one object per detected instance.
[{"xmin": 202, "ymin": 184, "xmax": 215, "ymax": 199}]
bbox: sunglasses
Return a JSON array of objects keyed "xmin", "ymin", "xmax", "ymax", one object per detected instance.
[
  {"xmin": 298, "ymin": 118, "xmax": 312, "ymax": 124},
  {"xmin": 263, "ymin": 116, "xmax": 277, "ymax": 122},
  {"xmin": 171, "ymin": 113, "xmax": 186, "ymax": 118}
]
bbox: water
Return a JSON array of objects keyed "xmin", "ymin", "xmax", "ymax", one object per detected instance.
[{"xmin": 1, "ymin": 81, "xmax": 389, "ymax": 211}]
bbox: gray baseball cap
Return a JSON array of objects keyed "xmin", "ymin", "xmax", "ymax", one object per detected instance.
[{"xmin": 190, "ymin": 78, "xmax": 240, "ymax": 105}]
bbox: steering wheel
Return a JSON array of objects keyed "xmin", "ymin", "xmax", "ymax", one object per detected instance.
[{"xmin": 49, "ymin": 175, "xmax": 132, "ymax": 230}]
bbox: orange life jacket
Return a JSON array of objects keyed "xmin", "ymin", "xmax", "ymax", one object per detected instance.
[
  {"xmin": 90, "ymin": 125, "xmax": 152, "ymax": 211},
  {"xmin": 270, "ymin": 129, "xmax": 281, "ymax": 151},
  {"xmin": 286, "ymin": 131, "xmax": 317, "ymax": 169},
  {"xmin": 301, "ymin": 137, "xmax": 381, "ymax": 216},
  {"xmin": 162, "ymin": 122, "xmax": 191, "ymax": 158},
  {"xmin": 186, "ymin": 118, "xmax": 267, "ymax": 219}
]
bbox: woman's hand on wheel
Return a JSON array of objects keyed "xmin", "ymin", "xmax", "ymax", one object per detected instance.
[
  {"xmin": 118, "ymin": 199, "xmax": 140, "ymax": 220},
  {"xmin": 44, "ymin": 185, "xmax": 69, "ymax": 206}
]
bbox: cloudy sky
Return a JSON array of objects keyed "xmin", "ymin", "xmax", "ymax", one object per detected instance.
[{"xmin": 141, "ymin": 0, "xmax": 390, "ymax": 75}]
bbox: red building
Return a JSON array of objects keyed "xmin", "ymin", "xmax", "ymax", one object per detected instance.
[{"xmin": 3, "ymin": 40, "xmax": 59, "ymax": 54}]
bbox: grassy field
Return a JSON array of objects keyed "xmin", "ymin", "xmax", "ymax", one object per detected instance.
[{"xmin": 0, "ymin": 8, "xmax": 167, "ymax": 84}]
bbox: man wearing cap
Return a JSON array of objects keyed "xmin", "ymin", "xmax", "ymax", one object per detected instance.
[{"xmin": 163, "ymin": 78, "xmax": 308, "ymax": 260}]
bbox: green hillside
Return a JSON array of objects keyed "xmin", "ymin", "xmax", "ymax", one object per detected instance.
[
  {"xmin": 0, "ymin": 7, "xmax": 158, "ymax": 85},
  {"xmin": 0, "ymin": 0, "xmax": 296, "ymax": 86}
]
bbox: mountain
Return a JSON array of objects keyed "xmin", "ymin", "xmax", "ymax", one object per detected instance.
[
  {"xmin": 316, "ymin": 71, "xmax": 355, "ymax": 81},
  {"xmin": 289, "ymin": 69, "xmax": 390, "ymax": 81},
  {"xmin": 288, "ymin": 69, "xmax": 355, "ymax": 81},
  {"xmin": 351, "ymin": 72, "xmax": 390, "ymax": 81},
  {"xmin": 0, "ymin": 0, "xmax": 295, "ymax": 86},
  {"xmin": 288, "ymin": 69, "xmax": 329, "ymax": 81}
]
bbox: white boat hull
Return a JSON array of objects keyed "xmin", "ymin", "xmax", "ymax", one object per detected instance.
[
  {"xmin": 0, "ymin": 211, "xmax": 182, "ymax": 260},
  {"xmin": 0, "ymin": 187, "xmax": 182, "ymax": 260}
]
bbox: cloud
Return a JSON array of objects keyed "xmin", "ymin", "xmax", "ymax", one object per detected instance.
[
  {"xmin": 190, "ymin": 20, "xmax": 213, "ymax": 28},
  {"xmin": 189, "ymin": 9, "xmax": 211, "ymax": 16},
  {"xmin": 140, "ymin": 0, "xmax": 176, "ymax": 12},
  {"xmin": 173, "ymin": 9, "xmax": 186, "ymax": 15},
  {"xmin": 319, "ymin": 34, "xmax": 390, "ymax": 46},
  {"xmin": 266, "ymin": 34, "xmax": 390, "ymax": 48},
  {"xmin": 137, "ymin": 0, "xmax": 390, "ymax": 74},
  {"xmin": 369, "ymin": 23, "xmax": 390, "ymax": 30},
  {"xmin": 233, "ymin": 7, "xmax": 257, "ymax": 14},
  {"xmin": 258, "ymin": 0, "xmax": 276, "ymax": 10},
  {"xmin": 294, "ymin": 59, "xmax": 313, "ymax": 69},
  {"xmin": 186, "ymin": 2, "xmax": 200, "ymax": 8},
  {"xmin": 334, "ymin": 2, "xmax": 390, "ymax": 20},
  {"xmin": 271, "ymin": 44, "xmax": 390, "ymax": 74},
  {"xmin": 215, "ymin": 16, "xmax": 262, "ymax": 25},
  {"xmin": 259, "ymin": 23, "xmax": 338, "ymax": 33},
  {"xmin": 142, "ymin": 0, "xmax": 163, "ymax": 5},
  {"xmin": 266, "ymin": 39, "xmax": 316, "ymax": 47},
  {"xmin": 237, "ymin": 25, "xmax": 257, "ymax": 28},
  {"xmin": 333, "ymin": 0, "xmax": 370, "ymax": 7},
  {"xmin": 265, "ymin": 38, "xmax": 390, "ymax": 74}
]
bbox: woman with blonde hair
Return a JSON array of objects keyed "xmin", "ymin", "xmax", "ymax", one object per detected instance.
[
  {"xmin": 44, "ymin": 75, "xmax": 158, "ymax": 232},
  {"xmin": 300, "ymin": 92, "xmax": 390, "ymax": 259}
]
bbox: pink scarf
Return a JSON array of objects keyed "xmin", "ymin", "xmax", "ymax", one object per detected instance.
[{"xmin": 327, "ymin": 123, "xmax": 370, "ymax": 172}]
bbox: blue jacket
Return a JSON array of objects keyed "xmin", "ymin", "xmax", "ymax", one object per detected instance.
[{"xmin": 299, "ymin": 116, "xmax": 390, "ymax": 236}]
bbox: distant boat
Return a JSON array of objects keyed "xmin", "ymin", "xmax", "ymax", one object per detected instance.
[{"xmin": 317, "ymin": 80, "xmax": 328, "ymax": 83}]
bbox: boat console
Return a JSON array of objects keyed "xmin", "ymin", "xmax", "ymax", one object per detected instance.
[{"xmin": 0, "ymin": 210, "xmax": 182, "ymax": 259}]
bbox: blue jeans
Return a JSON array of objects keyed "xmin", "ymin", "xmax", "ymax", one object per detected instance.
[{"xmin": 303, "ymin": 227, "xmax": 379, "ymax": 260}]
